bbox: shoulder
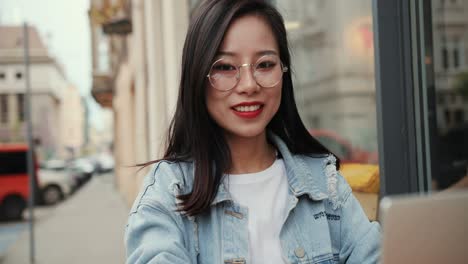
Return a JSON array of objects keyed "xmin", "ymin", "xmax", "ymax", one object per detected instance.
[{"xmin": 130, "ymin": 160, "xmax": 194, "ymax": 214}]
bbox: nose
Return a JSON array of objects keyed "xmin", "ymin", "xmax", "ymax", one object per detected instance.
[{"xmin": 235, "ymin": 64, "xmax": 260, "ymax": 95}]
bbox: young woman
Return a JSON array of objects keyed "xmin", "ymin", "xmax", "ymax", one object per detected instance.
[{"xmin": 125, "ymin": 0, "xmax": 381, "ymax": 263}]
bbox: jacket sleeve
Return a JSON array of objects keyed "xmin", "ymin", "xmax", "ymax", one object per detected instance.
[
  {"xmin": 124, "ymin": 164, "xmax": 193, "ymax": 264},
  {"xmin": 336, "ymin": 173, "xmax": 381, "ymax": 264}
]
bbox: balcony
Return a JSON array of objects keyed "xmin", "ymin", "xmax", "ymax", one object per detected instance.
[
  {"xmin": 91, "ymin": 72, "xmax": 113, "ymax": 108},
  {"xmin": 433, "ymin": 6, "xmax": 467, "ymax": 27}
]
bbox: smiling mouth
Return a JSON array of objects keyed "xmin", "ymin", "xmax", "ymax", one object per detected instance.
[
  {"xmin": 231, "ymin": 104, "xmax": 264, "ymax": 119},
  {"xmin": 233, "ymin": 105, "xmax": 263, "ymax": 112}
]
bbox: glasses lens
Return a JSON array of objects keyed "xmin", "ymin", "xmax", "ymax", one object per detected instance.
[
  {"xmin": 209, "ymin": 59, "xmax": 238, "ymax": 91},
  {"xmin": 254, "ymin": 55, "xmax": 283, "ymax": 88}
]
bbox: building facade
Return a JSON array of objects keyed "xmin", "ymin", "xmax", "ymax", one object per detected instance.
[
  {"xmin": 0, "ymin": 25, "xmax": 84, "ymax": 161},
  {"xmin": 89, "ymin": 0, "xmax": 189, "ymax": 205},
  {"xmin": 432, "ymin": 0, "xmax": 468, "ymax": 133},
  {"xmin": 59, "ymin": 84, "xmax": 85, "ymax": 160}
]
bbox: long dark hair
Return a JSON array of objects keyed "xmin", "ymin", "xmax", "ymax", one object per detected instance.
[{"xmin": 144, "ymin": 0, "xmax": 338, "ymax": 216}]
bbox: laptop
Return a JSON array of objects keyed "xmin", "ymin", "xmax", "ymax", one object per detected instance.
[{"xmin": 379, "ymin": 190, "xmax": 468, "ymax": 264}]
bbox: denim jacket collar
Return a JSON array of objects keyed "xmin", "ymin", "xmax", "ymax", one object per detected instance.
[{"xmin": 210, "ymin": 132, "xmax": 330, "ymax": 206}]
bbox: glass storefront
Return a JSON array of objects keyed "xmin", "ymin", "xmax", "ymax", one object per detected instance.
[
  {"xmin": 372, "ymin": 0, "xmax": 468, "ymax": 194},
  {"xmin": 273, "ymin": 0, "xmax": 379, "ymax": 219},
  {"xmin": 429, "ymin": 0, "xmax": 468, "ymax": 191},
  {"xmin": 274, "ymin": 0, "xmax": 378, "ymax": 164}
]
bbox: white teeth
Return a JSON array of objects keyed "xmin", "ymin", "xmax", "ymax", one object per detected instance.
[{"xmin": 234, "ymin": 105, "xmax": 261, "ymax": 112}]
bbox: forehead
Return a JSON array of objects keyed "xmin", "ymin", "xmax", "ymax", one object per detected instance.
[{"xmin": 218, "ymin": 14, "xmax": 279, "ymax": 57}]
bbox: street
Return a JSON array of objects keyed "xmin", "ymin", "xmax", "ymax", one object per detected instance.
[
  {"xmin": 0, "ymin": 222, "xmax": 27, "ymax": 258},
  {"xmin": 0, "ymin": 172, "xmax": 128, "ymax": 264}
]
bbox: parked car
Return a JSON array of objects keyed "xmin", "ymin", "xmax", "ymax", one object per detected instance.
[
  {"xmin": 96, "ymin": 154, "xmax": 114, "ymax": 173},
  {"xmin": 0, "ymin": 144, "xmax": 39, "ymax": 220},
  {"xmin": 309, "ymin": 129, "xmax": 378, "ymax": 164},
  {"xmin": 38, "ymin": 160, "xmax": 76, "ymax": 205},
  {"xmin": 68, "ymin": 158, "xmax": 95, "ymax": 182},
  {"xmin": 88, "ymin": 153, "xmax": 115, "ymax": 174}
]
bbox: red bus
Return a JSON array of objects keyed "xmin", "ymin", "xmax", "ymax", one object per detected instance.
[{"xmin": 0, "ymin": 143, "xmax": 39, "ymax": 220}]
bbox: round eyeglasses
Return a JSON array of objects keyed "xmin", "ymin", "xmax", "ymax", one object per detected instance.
[{"xmin": 206, "ymin": 55, "xmax": 288, "ymax": 91}]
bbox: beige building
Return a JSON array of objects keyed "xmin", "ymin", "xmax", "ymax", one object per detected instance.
[
  {"xmin": 59, "ymin": 84, "xmax": 85, "ymax": 160},
  {"xmin": 89, "ymin": 0, "xmax": 189, "ymax": 205},
  {"xmin": 0, "ymin": 25, "xmax": 83, "ymax": 161}
]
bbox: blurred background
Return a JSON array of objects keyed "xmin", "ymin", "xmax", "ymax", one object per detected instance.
[{"xmin": 0, "ymin": 0, "xmax": 467, "ymax": 263}]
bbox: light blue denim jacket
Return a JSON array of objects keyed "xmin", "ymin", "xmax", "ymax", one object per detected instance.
[{"xmin": 125, "ymin": 133, "xmax": 381, "ymax": 264}]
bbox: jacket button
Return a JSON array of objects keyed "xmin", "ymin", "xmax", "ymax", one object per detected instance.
[{"xmin": 294, "ymin": 247, "xmax": 305, "ymax": 258}]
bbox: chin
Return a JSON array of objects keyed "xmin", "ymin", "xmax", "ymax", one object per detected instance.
[{"xmin": 225, "ymin": 126, "xmax": 267, "ymax": 139}]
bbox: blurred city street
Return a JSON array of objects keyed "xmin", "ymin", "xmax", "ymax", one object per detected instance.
[{"xmin": 0, "ymin": 172, "xmax": 128, "ymax": 264}]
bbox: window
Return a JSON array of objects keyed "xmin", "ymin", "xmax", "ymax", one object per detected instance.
[
  {"xmin": 16, "ymin": 72, "xmax": 23, "ymax": 80},
  {"xmin": 0, "ymin": 95, "xmax": 7, "ymax": 123},
  {"xmin": 0, "ymin": 151, "xmax": 27, "ymax": 174},
  {"xmin": 452, "ymin": 38, "xmax": 462, "ymax": 70},
  {"xmin": 97, "ymin": 29, "xmax": 110, "ymax": 73},
  {"xmin": 17, "ymin": 94, "xmax": 25, "ymax": 122},
  {"xmin": 442, "ymin": 47, "xmax": 449, "ymax": 69},
  {"xmin": 437, "ymin": 95, "xmax": 444, "ymax": 104},
  {"xmin": 444, "ymin": 109, "xmax": 451, "ymax": 124},
  {"xmin": 0, "ymin": 72, "xmax": 5, "ymax": 80},
  {"xmin": 454, "ymin": 109, "xmax": 464, "ymax": 124},
  {"xmin": 441, "ymin": 39, "xmax": 464, "ymax": 71},
  {"xmin": 453, "ymin": 48, "xmax": 459, "ymax": 68}
]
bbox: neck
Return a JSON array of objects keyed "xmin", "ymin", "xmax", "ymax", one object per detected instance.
[{"xmin": 225, "ymin": 131, "xmax": 276, "ymax": 174}]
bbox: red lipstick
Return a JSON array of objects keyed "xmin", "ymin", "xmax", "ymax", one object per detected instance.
[{"xmin": 231, "ymin": 101, "xmax": 264, "ymax": 119}]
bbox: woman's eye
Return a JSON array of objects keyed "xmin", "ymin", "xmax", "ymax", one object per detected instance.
[
  {"xmin": 213, "ymin": 64, "xmax": 236, "ymax": 71},
  {"xmin": 257, "ymin": 61, "xmax": 276, "ymax": 69}
]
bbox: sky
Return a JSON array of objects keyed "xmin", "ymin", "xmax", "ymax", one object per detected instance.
[{"xmin": 0, "ymin": 0, "xmax": 105, "ymax": 129}]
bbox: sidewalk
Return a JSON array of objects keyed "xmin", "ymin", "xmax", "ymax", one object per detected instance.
[
  {"xmin": 1, "ymin": 173, "xmax": 129, "ymax": 264},
  {"xmin": 0, "ymin": 222, "xmax": 27, "ymax": 260}
]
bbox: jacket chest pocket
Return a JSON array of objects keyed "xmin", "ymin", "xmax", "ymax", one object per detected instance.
[{"xmin": 280, "ymin": 207, "xmax": 339, "ymax": 264}]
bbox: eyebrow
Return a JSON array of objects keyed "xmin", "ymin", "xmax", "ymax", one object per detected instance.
[{"xmin": 216, "ymin": 50, "xmax": 278, "ymax": 57}]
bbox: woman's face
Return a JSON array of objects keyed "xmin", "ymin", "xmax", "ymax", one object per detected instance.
[{"xmin": 206, "ymin": 15, "xmax": 283, "ymax": 140}]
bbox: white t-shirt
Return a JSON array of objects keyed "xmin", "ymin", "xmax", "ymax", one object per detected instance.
[{"xmin": 225, "ymin": 158, "xmax": 289, "ymax": 264}]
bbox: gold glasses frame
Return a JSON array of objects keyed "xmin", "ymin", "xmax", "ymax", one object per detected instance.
[{"xmin": 206, "ymin": 55, "xmax": 289, "ymax": 91}]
